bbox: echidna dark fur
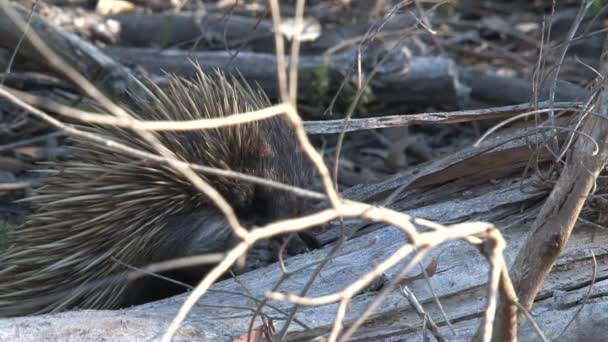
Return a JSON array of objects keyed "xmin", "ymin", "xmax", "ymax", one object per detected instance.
[{"xmin": 0, "ymin": 68, "xmax": 315, "ymax": 317}]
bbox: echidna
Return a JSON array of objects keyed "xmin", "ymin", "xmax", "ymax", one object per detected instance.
[{"xmin": 0, "ymin": 69, "xmax": 315, "ymax": 317}]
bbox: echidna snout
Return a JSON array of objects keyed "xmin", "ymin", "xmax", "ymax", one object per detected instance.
[{"xmin": 0, "ymin": 69, "xmax": 316, "ymax": 317}]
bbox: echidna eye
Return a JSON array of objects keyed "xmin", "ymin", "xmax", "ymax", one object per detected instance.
[
  {"xmin": 249, "ymin": 186, "xmax": 273, "ymax": 225},
  {"xmin": 229, "ymin": 186, "xmax": 264, "ymax": 226},
  {"xmin": 234, "ymin": 200, "xmax": 256, "ymax": 226}
]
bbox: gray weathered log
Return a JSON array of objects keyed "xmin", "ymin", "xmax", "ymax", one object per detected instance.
[
  {"xmin": 0, "ymin": 171, "xmax": 605, "ymax": 341},
  {"xmin": 39, "ymin": 2, "xmax": 422, "ymax": 53},
  {"xmin": 104, "ymin": 46, "xmax": 466, "ymax": 107},
  {"xmin": 35, "ymin": 1, "xmax": 276, "ymax": 49},
  {"xmin": 460, "ymin": 68, "xmax": 588, "ymax": 105},
  {"xmin": 1, "ymin": 122, "xmax": 606, "ymax": 341}
]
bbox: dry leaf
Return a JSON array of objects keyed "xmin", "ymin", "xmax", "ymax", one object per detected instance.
[{"xmin": 96, "ymin": 0, "xmax": 136, "ymax": 15}]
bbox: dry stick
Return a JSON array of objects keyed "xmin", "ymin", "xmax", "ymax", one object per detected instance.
[
  {"xmin": 488, "ymin": 34, "xmax": 608, "ymax": 341},
  {"xmin": 412, "ymin": 262, "xmax": 456, "ymax": 339},
  {"xmin": 204, "ymin": 287, "xmax": 312, "ymax": 330},
  {"xmin": 536, "ymin": 2, "xmax": 592, "ymax": 165},
  {"xmin": 259, "ymin": 3, "xmax": 308, "ymax": 333},
  {"xmin": 330, "ymin": 300, "xmax": 349, "ymax": 342},
  {"xmin": 531, "ymin": 15, "xmax": 551, "ymax": 160},
  {"xmin": 476, "ymin": 229, "xmax": 510, "ymax": 342},
  {"xmin": 162, "ymin": 242, "xmax": 249, "ymax": 342},
  {"xmin": 401, "ymin": 285, "xmax": 445, "ymax": 342},
  {"xmin": 323, "ymin": 0, "xmax": 406, "ymax": 158},
  {"xmin": 1, "ymin": 84, "xmax": 290, "ymax": 130},
  {"xmin": 307, "ymin": 102, "xmax": 582, "ymax": 135},
  {"xmin": 165, "ymin": 210, "xmax": 363, "ymax": 340},
  {"xmin": 320, "ymin": 8, "xmax": 402, "ymax": 119},
  {"xmin": 288, "ymin": 0, "xmax": 306, "ymax": 104},
  {"xmin": 245, "ymin": 231, "xmax": 353, "ymax": 338},
  {"xmin": 555, "ymin": 251, "xmax": 598, "ymax": 340},
  {"xmin": 555, "ymin": 90, "xmax": 599, "ymax": 164},
  {"xmin": 473, "ymin": 106, "xmax": 584, "ymax": 147},
  {"xmin": 547, "ymin": 0, "xmax": 592, "ymax": 134},
  {"xmin": 552, "ymin": 0, "xmax": 595, "ymax": 163},
  {"xmin": 228, "ymin": 270, "xmax": 285, "ymax": 339},
  {"xmin": 268, "ymin": 0, "xmax": 288, "ymax": 104},
  {"xmin": 323, "ymin": 26, "xmax": 420, "ymax": 58},
  {"xmin": 292, "ymin": 7, "xmax": 440, "ymax": 337},
  {"xmin": 413, "ymin": 0, "xmax": 445, "ymax": 56},
  {"xmin": 343, "ymin": 131, "xmax": 458, "ymax": 340},
  {"xmin": 221, "ymin": 3, "xmax": 270, "ymax": 71},
  {"xmin": 497, "ymin": 261, "xmax": 518, "ymax": 341}
]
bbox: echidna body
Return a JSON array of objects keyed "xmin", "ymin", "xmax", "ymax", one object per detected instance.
[{"xmin": 0, "ymin": 70, "xmax": 314, "ymax": 317}]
